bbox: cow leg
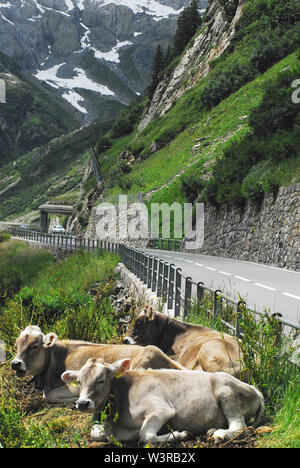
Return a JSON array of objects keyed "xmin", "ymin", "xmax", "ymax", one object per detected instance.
[
  {"xmin": 140, "ymin": 410, "xmax": 189, "ymax": 444},
  {"xmin": 91, "ymin": 423, "xmax": 139, "ymax": 443},
  {"xmin": 46, "ymin": 384, "xmax": 79, "ymax": 404},
  {"xmin": 212, "ymin": 386, "xmax": 246, "ymax": 445}
]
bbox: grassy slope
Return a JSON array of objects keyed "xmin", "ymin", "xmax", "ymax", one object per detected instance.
[{"xmin": 97, "ymin": 51, "xmax": 300, "ymax": 207}]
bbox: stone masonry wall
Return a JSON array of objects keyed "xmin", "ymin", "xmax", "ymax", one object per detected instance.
[{"xmin": 195, "ymin": 184, "xmax": 300, "ymax": 271}]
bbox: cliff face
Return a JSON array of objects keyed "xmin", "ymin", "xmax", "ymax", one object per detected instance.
[
  {"xmin": 139, "ymin": 0, "xmax": 246, "ymax": 131},
  {"xmin": 0, "ymin": 0, "xmax": 208, "ymax": 122}
]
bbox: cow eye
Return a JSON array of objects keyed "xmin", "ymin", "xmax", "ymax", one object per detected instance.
[
  {"xmin": 31, "ymin": 344, "xmax": 39, "ymax": 351},
  {"xmin": 96, "ymin": 379, "xmax": 104, "ymax": 386}
]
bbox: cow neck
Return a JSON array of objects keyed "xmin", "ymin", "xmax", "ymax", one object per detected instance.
[
  {"xmin": 32, "ymin": 347, "xmax": 51, "ymax": 390},
  {"xmin": 156, "ymin": 316, "xmax": 172, "ymax": 353},
  {"xmin": 158, "ymin": 317, "xmax": 186, "ymax": 354}
]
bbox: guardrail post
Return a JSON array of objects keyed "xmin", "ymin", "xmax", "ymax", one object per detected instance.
[
  {"xmin": 213, "ymin": 290, "xmax": 222, "ymax": 318},
  {"xmin": 168, "ymin": 264, "xmax": 175, "ymax": 311},
  {"xmin": 197, "ymin": 282, "xmax": 204, "ymax": 304},
  {"xmin": 271, "ymin": 313, "xmax": 283, "ymax": 348},
  {"xmin": 157, "ymin": 260, "xmax": 164, "ymax": 297},
  {"xmin": 184, "ymin": 277, "xmax": 192, "ymax": 317},
  {"xmin": 152, "ymin": 258, "xmax": 158, "ymax": 293},
  {"xmin": 174, "ymin": 268, "xmax": 182, "ymax": 318},
  {"xmin": 236, "ymin": 300, "xmax": 246, "ymax": 337},
  {"xmin": 147, "ymin": 256, "xmax": 153, "ymax": 289},
  {"xmin": 140, "ymin": 252, "xmax": 145, "ymax": 283},
  {"xmin": 144, "ymin": 254, "xmax": 149, "ymax": 286},
  {"xmin": 163, "ymin": 262, "xmax": 169, "ymax": 300}
]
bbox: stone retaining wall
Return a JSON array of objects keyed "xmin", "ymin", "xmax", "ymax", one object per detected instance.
[{"xmin": 195, "ymin": 184, "xmax": 300, "ymax": 271}]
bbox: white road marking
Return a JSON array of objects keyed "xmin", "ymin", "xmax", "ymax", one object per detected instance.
[
  {"xmin": 234, "ymin": 276, "xmax": 251, "ymax": 282},
  {"xmin": 184, "ymin": 260, "xmax": 194, "ymax": 263},
  {"xmin": 195, "ymin": 263, "xmax": 204, "ymax": 267},
  {"xmin": 219, "ymin": 271, "xmax": 232, "ymax": 276},
  {"xmin": 206, "ymin": 267, "xmax": 217, "ymax": 271},
  {"xmin": 254, "ymin": 283, "xmax": 277, "ymax": 291},
  {"xmin": 282, "ymin": 293, "xmax": 300, "ymax": 301}
]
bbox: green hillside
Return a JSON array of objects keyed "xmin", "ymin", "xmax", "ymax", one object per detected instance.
[
  {"xmin": 88, "ymin": 0, "xmax": 300, "ymax": 214},
  {"xmin": 0, "ymin": 121, "xmax": 112, "ymax": 221}
]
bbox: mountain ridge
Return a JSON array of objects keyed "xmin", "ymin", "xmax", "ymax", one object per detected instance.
[{"xmin": 0, "ymin": 0, "xmax": 208, "ymax": 122}]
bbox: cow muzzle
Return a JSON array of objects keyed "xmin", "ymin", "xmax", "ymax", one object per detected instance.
[
  {"xmin": 123, "ymin": 336, "xmax": 136, "ymax": 345},
  {"xmin": 76, "ymin": 399, "xmax": 94, "ymax": 412},
  {"xmin": 11, "ymin": 359, "xmax": 26, "ymax": 377}
]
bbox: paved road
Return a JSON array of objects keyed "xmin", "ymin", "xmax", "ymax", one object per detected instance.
[{"xmin": 144, "ymin": 249, "xmax": 300, "ymax": 326}]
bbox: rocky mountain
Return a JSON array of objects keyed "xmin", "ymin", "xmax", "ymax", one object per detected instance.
[
  {"xmin": 0, "ymin": 0, "xmax": 208, "ymax": 123},
  {"xmin": 0, "ymin": 49, "xmax": 80, "ymax": 167}
]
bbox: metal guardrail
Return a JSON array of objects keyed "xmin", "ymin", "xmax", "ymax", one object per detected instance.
[
  {"xmin": 6, "ymin": 227, "xmax": 300, "ymax": 336},
  {"xmin": 148, "ymin": 238, "xmax": 183, "ymax": 252},
  {"xmin": 119, "ymin": 245, "xmax": 300, "ymax": 336},
  {"xmin": 7, "ymin": 227, "xmax": 119, "ymax": 255}
]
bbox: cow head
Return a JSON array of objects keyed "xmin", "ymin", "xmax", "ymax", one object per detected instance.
[
  {"xmin": 61, "ymin": 357, "xmax": 131, "ymax": 413},
  {"xmin": 11, "ymin": 326, "xmax": 58, "ymax": 377},
  {"xmin": 124, "ymin": 305, "xmax": 161, "ymax": 346}
]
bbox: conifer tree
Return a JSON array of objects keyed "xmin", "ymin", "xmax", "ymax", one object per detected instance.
[
  {"xmin": 174, "ymin": 0, "xmax": 201, "ymax": 57},
  {"xmin": 148, "ymin": 44, "xmax": 164, "ymax": 99}
]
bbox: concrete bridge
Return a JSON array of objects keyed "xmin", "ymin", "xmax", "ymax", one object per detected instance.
[{"xmin": 39, "ymin": 204, "xmax": 74, "ymax": 233}]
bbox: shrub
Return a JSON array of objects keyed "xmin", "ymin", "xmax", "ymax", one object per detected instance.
[
  {"xmin": 0, "ymin": 232, "xmax": 10, "ymax": 243},
  {"xmin": 111, "ymin": 117, "xmax": 133, "ymax": 139},
  {"xmin": 201, "ymin": 60, "xmax": 253, "ymax": 110},
  {"xmin": 238, "ymin": 308, "xmax": 298, "ymax": 414},
  {"xmin": 96, "ymin": 135, "xmax": 112, "ymax": 154},
  {"xmin": 154, "ymin": 121, "xmax": 186, "ymax": 148},
  {"xmin": 180, "ymin": 174, "xmax": 204, "ymax": 203},
  {"xmin": 55, "ymin": 297, "xmax": 118, "ymax": 344}
]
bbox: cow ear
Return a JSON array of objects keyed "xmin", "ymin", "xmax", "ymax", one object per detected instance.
[
  {"xmin": 146, "ymin": 306, "xmax": 156, "ymax": 321},
  {"xmin": 43, "ymin": 332, "xmax": 58, "ymax": 348},
  {"xmin": 109, "ymin": 358, "xmax": 131, "ymax": 377},
  {"xmin": 61, "ymin": 370, "xmax": 79, "ymax": 384}
]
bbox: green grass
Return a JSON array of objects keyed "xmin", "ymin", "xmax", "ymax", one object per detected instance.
[
  {"xmin": 258, "ymin": 376, "xmax": 300, "ymax": 448},
  {"xmin": 0, "ymin": 238, "xmax": 54, "ymax": 305}
]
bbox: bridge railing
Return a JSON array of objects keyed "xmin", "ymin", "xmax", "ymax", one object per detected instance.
[{"xmin": 7, "ymin": 227, "xmax": 300, "ymax": 338}]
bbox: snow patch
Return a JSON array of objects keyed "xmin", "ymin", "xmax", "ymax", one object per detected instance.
[
  {"xmin": 93, "ymin": 40, "xmax": 132, "ymax": 63},
  {"xmin": 34, "ymin": 63, "xmax": 115, "ymax": 113}
]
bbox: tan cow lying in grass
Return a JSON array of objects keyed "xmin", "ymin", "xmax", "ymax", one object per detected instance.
[
  {"xmin": 11, "ymin": 326, "xmax": 184, "ymax": 405},
  {"xmin": 124, "ymin": 306, "xmax": 244, "ymax": 378},
  {"xmin": 62, "ymin": 357, "xmax": 264, "ymax": 445}
]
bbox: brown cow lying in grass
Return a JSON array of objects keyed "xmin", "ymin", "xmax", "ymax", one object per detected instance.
[
  {"xmin": 11, "ymin": 325, "xmax": 184, "ymax": 405},
  {"xmin": 124, "ymin": 306, "xmax": 244, "ymax": 378},
  {"xmin": 62, "ymin": 357, "xmax": 264, "ymax": 445}
]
